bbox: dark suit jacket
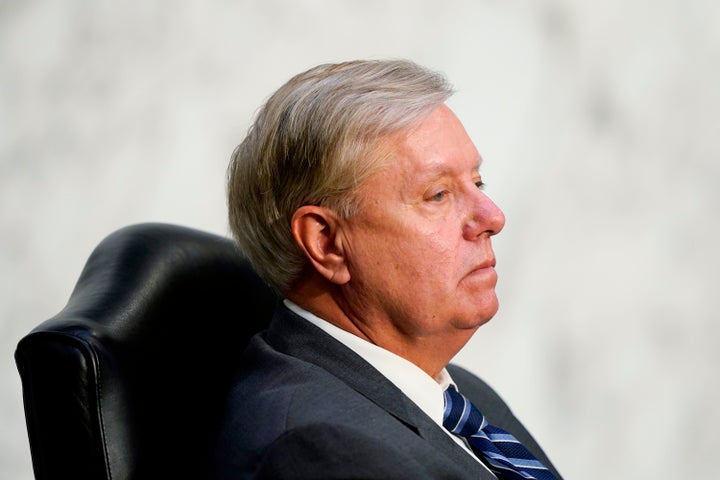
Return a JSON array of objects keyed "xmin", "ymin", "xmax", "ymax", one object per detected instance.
[{"xmin": 214, "ymin": 305, "xmax": 562, "ymax": 479}]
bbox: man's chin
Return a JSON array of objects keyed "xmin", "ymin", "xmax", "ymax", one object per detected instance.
[{"xmin": 456, "ymin": 309, "xmax": 497, "ymax": 332}]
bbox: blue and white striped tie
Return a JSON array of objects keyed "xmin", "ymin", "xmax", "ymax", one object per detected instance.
[{"xmin": 443, "ymin": 386, "xmax": 557, "ymax": 480}]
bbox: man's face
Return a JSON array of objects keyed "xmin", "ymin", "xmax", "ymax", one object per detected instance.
[{"xmin": 340, "ymin": 104, "xmax": 505, "ymax": 340}]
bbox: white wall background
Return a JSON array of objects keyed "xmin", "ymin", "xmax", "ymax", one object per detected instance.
[{"xmin": 2, "ymin": 1, "xmax": 718, "ymax": 478}]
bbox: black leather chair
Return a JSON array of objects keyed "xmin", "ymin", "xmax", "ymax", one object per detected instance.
[{"xmin": 15, "ymin": 223, "xmax": 278, "ymax": 480}]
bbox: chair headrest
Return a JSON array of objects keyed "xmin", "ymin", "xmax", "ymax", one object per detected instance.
[{"xmin": 17, "ymin": 223, "xmax": 278, "ymax": 479}]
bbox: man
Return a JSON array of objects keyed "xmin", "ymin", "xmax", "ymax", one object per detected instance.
[{"xmin": 216, "ymin": 60, "xmax": 562, "ymax": 479}]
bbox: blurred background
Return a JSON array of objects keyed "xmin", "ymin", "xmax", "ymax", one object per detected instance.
[{"xmin": 2, "ymin": 1, "xmax": 718, "ymax": 478}]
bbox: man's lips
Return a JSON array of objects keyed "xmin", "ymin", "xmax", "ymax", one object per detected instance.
[{"xmin": 468, "ymin": 258, "xmax": 496, "ymax": 274}]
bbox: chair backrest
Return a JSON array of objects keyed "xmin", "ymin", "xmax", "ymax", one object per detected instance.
[{"xmin": 15, "ymin": 223, "xmax": 278, "ymax": 480}]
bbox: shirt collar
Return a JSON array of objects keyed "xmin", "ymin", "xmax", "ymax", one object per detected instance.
[{"xmin": 283, "ymin": 299, "xmax": 455, "ymax": 428}]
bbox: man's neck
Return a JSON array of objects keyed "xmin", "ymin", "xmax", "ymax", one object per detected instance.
[{"xmin": 285, "ymin": 279, "xmax": 475, "ymax": 378}]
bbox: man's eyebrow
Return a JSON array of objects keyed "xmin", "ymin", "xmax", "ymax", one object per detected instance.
[{"xmin": 410, "ymin": 158, "xmax": 482, "ymax": 185}]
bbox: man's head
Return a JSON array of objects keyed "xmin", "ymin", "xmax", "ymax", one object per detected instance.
[
  {"xmin": 228, "ymin": 60, "xmax": 453, "ymax": 293},
  {"xmin": 228, "ymin": 60, "xmax": 505, "ymax": 374}
]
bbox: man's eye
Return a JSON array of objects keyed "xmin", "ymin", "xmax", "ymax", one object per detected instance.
[
  {"xmin": 475, "ymin": 180, "xmax": 486, "ymax": 191},
  {"xmin": 430, "ymin": 190, "xmax": 448, "ymax": 202}
]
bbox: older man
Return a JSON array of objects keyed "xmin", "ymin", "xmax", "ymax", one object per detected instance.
[{"xmin": 216, "ymin": 60, "xmax": 562, "ymax": 479}]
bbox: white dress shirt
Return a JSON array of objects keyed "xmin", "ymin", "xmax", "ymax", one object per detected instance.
[{"xmin": 283, "ymin": 300, "xmax": 496, "ymax": 477}]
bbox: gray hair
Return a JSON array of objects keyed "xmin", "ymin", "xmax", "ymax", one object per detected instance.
[{"xmin": 227, "ymin": 59, "xmax": 453, "ymax": 293}]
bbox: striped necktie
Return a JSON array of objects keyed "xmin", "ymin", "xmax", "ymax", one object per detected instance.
[{"xmin": 443, "ymin": 386, "xmax": 557, "ymax": 480}]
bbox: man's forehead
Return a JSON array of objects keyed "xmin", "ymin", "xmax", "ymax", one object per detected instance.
[
  {"xmin": 427, "ymin": 152, "xmax": 481, "ymax": 168},
  {"xmin": 373, "ymin": 104, "xmax": 484, "ymax": 179},
  {"xmin": 402, "ymin": 152, "xmax": 483, "ymax": 178}
]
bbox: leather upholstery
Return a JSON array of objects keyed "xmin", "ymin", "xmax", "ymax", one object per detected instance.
[{"xmin": 15, "ymin": 223, "xmax": 278, "ymax": 480}]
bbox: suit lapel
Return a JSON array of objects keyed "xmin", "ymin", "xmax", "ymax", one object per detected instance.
[
  {"xmin": 265, "ymin": 306, "xmax": 492, "ymax": 477},
  {"xmin": 266, "ymin": 306, "xmax": 416, "ymax": 426}
]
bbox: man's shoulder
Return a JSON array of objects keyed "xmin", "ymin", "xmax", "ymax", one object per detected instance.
[
  {"xmin": 219, "ymin": 330, "xmax": 390, "ymax": 440},
  {"xmin": 214, "ymin": 332, "xmax": 459, "ymax": 479},
  {"xmin": 214, "ymin": 344, "xmax": 492, "ymax": 480}
]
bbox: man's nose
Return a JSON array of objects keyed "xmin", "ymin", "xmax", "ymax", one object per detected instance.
[{"xmin": 462, "ymin": 190, "xmax": 505, "ymax": 240}]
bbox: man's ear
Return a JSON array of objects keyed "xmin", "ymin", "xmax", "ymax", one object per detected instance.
[{"xmin": 291, "ymin": 206, "xmax": 351, "ymax": 285}]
